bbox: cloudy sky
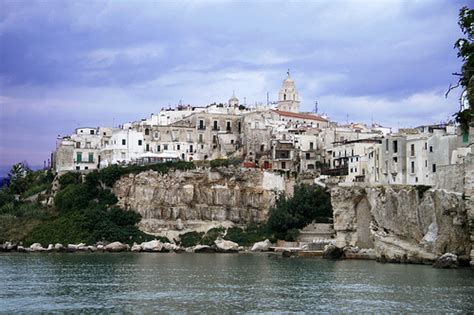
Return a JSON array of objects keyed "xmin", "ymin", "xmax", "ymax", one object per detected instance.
[{"xmin": 0, "ymin": 0, "xmax": 469, "ymax": 172}]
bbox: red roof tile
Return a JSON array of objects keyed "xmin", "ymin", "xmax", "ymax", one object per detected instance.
[{"xmin": 272, "ymin": 110, "xmax": 328, "ymax": 122}]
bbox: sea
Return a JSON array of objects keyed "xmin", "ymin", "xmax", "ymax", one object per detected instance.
[{"xmin": 0, "ymin": 253, "xmax": 473, "ymax": 313}]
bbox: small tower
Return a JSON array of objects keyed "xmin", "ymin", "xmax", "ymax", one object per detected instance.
[
  {"xmin": 229, "ymin": 91, "xmax": 239, "ymax": 107},
  {"xmin": 277, "ymin": 70, "xmax": 300, "ymax": 113}
]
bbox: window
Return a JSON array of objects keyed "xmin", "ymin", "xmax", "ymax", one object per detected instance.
[
  {"xmin": 189, "ymin": 145, "xmax": 193, "ymax": 152},
  {"xmin": 90, "ymin": 130, "xmax": 95, "ymax": 135},
  {"xmin": 88, "ymin": 153, "xmax": 93, "ymax": 162},
  {"xmin": 281, "ymin": 161, "xmax": 286, "ymax": 169},
  {"xmin": 350, "ymin": 168, "xmax": 353, "ymax": 173},
  {"xmin": 425, "ymin": 160, "xmax": 428, "ymax": 167},
  {"xmin": 231, "ymin": 139, "xmax": 234, "ymax": 144},
  {"xmin": 260, "ymin": 144, "xmax": 265, "ymax": 151},
  {"xmin": 154, "ymin": 132, "xmax": 160, "ymax": 139},
  {"xmin": 213, "ymin": 135, "xmax": 217, "ymax": 144},
  {"xmin": 351, "ymin": 149, "xmax": 354, "ymax": 156},
  {"xmin": 76, "ymin": 166, "xmax": 80, "ymax": 170},
  {"xmin": 462, "ymin": 133, "xmax": 469, "ymax": 143},
  {"xmin": 198, "ymin": 120, "xmax": 205, "ymax": 130},
  {"xmin": 385, "ymin": 139, "xmax": 389, "ymax": 151},
  {"xmin": 393, "ymin": 157, "xmax": 397, "ymax": 163},
  {"xmin": 306, "ymin": 153, "xmax": 310, "ymax": 160},
  {"xmin": 410, "ymin": 144, "xmax": 415, "ymax": 156},
  {"xmin": 425, "ymin": 142, "xmax": 428, "ymax": 150},
  {"xmin": 122, "ymin": 139, "xmax": 126, "ymax": 146},
  {"xmin": 432, "ymin": 164, "xmax": 436, "ymax": 172},
  {"xmin": 411, "ymin": 161, "xmax": 415, "ymax": 173},
  {"xmin": 213, "ymin": 121, "xmax": 218, "ymax": 130},
  {"xmin": 157, "ymin": 145, "xmax": 161, "ymax": 152},
  {"xmin": 199, "ymin": 134, "xmax": 203, "ymax": 143},
  {"xmin": 177, "ymin": 144, "xmax": 180, "ymax": 150},
  {"xmin": 76, "ymin": 142, "xmax": 81, "ymax": 148},
  {"xmin": 393, "ymin": 140, "xmax": 398, "ymax": 153},
  {"xmin": 238, "ymin": 122, "xmax": 241, "ymax": 133},
  {"xmin": 84, "ymin": 166, "xmax": 88, "ymax": 170},
  {"xmin": 138, "ymin": 140, "xmax": 142, "ymax": 146},
  {"xmin": 76, "ymin": 152, "xmax": 82, "ymax": 162},
  {"xmin": 310, "ymin": 142, "xmax": 314, "ymax": 150},
  {"xmin": 332, "ymin": 152, "xmax": 335, "ymax": 157},
  {"xmin": 145, "ymin": 128, "xmax": 150, "ymax": 136},
  {"xmin": 164, "ymin": 144, "xmax": 168, "ymax": 150},
  {"xmin": 429, "ymin": 146, "xmax": 433, "ymax": 152},
  {"xmin": 146, "ymin": 144, "xmax": 150, "ymax": 152},
  {"xmin": 226, "ymin": 121, "xmax": 231, "ymax": 131}
]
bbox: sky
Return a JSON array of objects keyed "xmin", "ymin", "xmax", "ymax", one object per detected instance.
[{"xmin": 0, "ymin": 0, "xmax": 470, "ymax": 173}]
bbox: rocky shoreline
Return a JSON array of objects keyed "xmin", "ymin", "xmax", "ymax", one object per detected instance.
[{"xmin": 1, "ymin": 240, "xmax": 466, "ymax": 269}]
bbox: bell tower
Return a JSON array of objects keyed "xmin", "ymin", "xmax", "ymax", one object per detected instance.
[{"xmin": 277, "ymin": 69, "xmax": 300, "ymax": 113}]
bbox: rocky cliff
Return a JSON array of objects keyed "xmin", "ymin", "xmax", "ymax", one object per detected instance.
[
  {"xmin": 113, "ymin": 167, "xmax": 292, "ymax": 234},
  {"xmin": 331, "ymin": 185, "xmax": 471, "ymax": 263}
]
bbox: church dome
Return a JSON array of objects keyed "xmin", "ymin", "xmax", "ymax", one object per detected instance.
[{"xmin": 229, "ymin": 91, "xmax": 239, "ymax": 106}]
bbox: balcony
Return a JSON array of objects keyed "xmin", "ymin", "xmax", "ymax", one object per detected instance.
[
  {"xmin": 212, "ymin": 127, "xmax": 220, "ymax": 131},
  {"xmin": 197, "ymin": 126, "xmax": 206, "ymax": 130},
  {"xmin": 74, "ymin": 160, "xmax": 95, "ymax": 164}
]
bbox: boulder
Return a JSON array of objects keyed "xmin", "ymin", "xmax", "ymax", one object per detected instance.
[
  {"xmin": 54, "ymin": 243, "xmax": 65, "ymax": 252},
  {"xmin": 251, "ymin": 239, "xmax": 272, "ymax": 252},
  {"xmin": 47, "ymin": 244, "xmax": 54, "ymax": 252},
  {"xmin": 162, "ymin": 243, "xmax": 181, "ymax": 252},
  {"xmin": 104, "ymin": 241, "xmax": 129, "ymax": 252},
  {"xmin": 30, "ymin": 243, "xmax": 46, "ymax": 252},
  {"xmin": 214, "ymin": 238, "xmax": 239, "ymax": 253},
  {"xmin": 1, "ymin": 242, "xmax": 17, "ymax": 252},
  {"xmin": 433, "ymin": 253, "xmax": 458, "ymax": 269},
  {"xmin": 131, "ymin": 243, "xmax": 142, "ymax": 252},
  {"xmin": 67, "ymin": 244, "xmax": 78, "ymax": 252},
  {"xmin": 141, "ymin": 240, "xmax": 163, "ymax": 252},
  {"xmin": 17, "ymin": 246, "xmax": 27, "ymax": 253},
  {"xmin": 97, "ymin": 244, "xmax": 105, "ymax": 251},
  {"xmin": 87, "ymin": 246, "xmax": 97, "ymax": 252},
  {"xmin": 176, "ymin": 218, "xmax": 184, "ymax": 231},
  {"xmin": 193, "ymin": 245, "xmax": 216, "ymax": 253},
  {"xmin": 322, "ymin": 244, "xmax": 344, "ymax": 259}
]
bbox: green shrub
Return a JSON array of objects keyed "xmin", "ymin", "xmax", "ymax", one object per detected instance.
[
  {"xmin": 266, "ymin": 183, "xmax": 332, "ymax": 240},
  {"xmin": 55, "ymin": 183, "xmax": 93, "ymax": 213},
  {"xmin": 99, "ymin": 164, "xmax": 125, "ymax": 187},
  {"xmin": 224, "ymin": 224, "xmax": 275, "ymax": 246},
  {"xmin": 178, "ymin": 231, "xmax": 204, "ymax": 247},
  {"xmin": 58, "ymin": 172, "xmax": 81, "ymax": 188},
  {"xmin": 210, "ymin": 159, "xmax": 230, "ymax": 168},
  {"xmin": 200, "ymin": 226, "xmax": 226, "ymax": 246}
]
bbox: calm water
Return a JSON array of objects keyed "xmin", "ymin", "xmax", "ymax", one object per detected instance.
[{"xmin": 0, "ymin": 253, "xmax": 473, "ymax": 313}]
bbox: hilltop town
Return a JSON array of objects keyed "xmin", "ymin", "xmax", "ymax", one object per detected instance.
[{"xmin": 54, "ymin": 71, "xmax": 473, "ymax": 187}]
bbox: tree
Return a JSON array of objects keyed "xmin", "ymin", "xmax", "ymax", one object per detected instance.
[
  {"xmin": 266, "ymin": 183, "xmax": 332, "ymax": 241},
  {"xmin": 451, "ymin": 6, "xmax": 474, "ymax": 132}
]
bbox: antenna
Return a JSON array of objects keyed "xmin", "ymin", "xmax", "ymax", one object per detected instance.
[{"xmin": 313, "ymin": 101, "xmax": 318, "ymax": 113}]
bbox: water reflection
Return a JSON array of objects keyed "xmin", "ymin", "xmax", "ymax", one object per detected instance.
[{"xmin": 0, "ymin": 253, "xmax": 473, "ymax": 313}]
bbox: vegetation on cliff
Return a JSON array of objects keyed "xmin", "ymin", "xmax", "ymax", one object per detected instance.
[
  {"xmin": 266, "ymin": 183, "xmax": 333, "ymax": 241},
  {"xmin": 1, "ymin": 161, "xmax": 196, "ymax": 245}
]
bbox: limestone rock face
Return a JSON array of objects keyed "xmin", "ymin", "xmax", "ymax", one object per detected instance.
[
  {"xmin": 331, "ymin": 185, "xmax": 471, "ymax": 263},
  {"xmin": 113, "ymin": 168, "xmax": 286, "ymax": 233}
]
